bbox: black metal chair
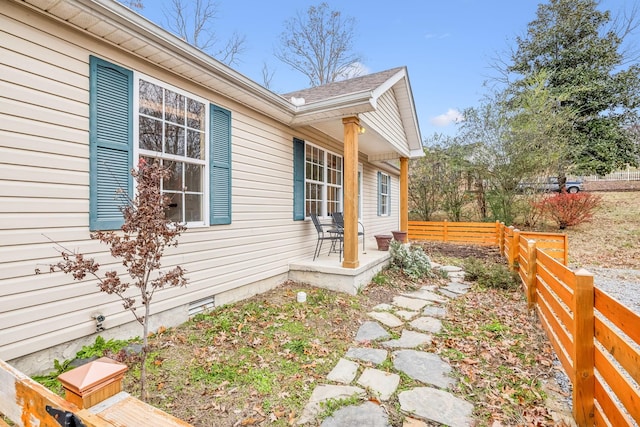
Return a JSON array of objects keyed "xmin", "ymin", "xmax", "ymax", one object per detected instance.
[
  {"xmin": 331, "ymin": 212, "xmax": 366, "ymax": 253},
  {"xmin": 310, "ymin": 213, "xmax": 343, "ymax": 261}
]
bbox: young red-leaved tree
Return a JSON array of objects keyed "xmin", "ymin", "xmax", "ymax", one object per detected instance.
[{"xmin": 48, "ymin": 159, "xmax": 187, "ymax": 400}]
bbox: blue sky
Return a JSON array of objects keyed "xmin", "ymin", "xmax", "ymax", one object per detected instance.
[{"xmin": 135, "ymin": 0, "xmax": 638, "ymax": 140}]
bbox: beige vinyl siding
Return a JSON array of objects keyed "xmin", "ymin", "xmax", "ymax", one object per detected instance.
[
  {"xmin": 361, "ymin": 91, "xmax": 408, "ymax": 154},
  {"xmin": 0, "ymin": 1, "xmax": 404, "ymax": 363},
  {"xmin": 0, "ymin": 3, "xmax": 316, "ymax": 361}
]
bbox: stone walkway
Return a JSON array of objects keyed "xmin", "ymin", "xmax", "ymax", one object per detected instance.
[{"xmin": 298, "ymin": 264, "xmax": 475, "ymax": 426}]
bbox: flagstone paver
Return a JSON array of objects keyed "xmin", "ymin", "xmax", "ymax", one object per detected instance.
[
  {"xmin": 395, "ymin": 310, "xmax": 419, "ymax": 320},
  {"xmin": 300, "ymin": 263, "xmax": 475, "ymax": 426},
  {"xmin": 392, "ymin": 295, "xmax": 429, "ymax": 311},
  {"xmin": 372, "ymin": 303, "xmax": 393, "ymax": 311},
  {"xmin": 356, "ymin": 368, "xmax": 400, "ymax": 401},
  {"xmin": 398, "ymin": 387, "xmax": 474, "ymax": 427},
  {"xmin": 409, "ymin": 316, "xmax": 442, "ymax": 333},
  {"xmin": 355, "ymin": 321, "xmax": 390, "ymax": 342},
  {"xmin": 367, "ymin": 311, "xmax": 403, "ymax": 327},
  {"xmin": 298, "ymin": 384, "xmax": 365, "ymax": 425},
  {"xmin": 445, "ymin": 282, "xmax": 471, "ymax": 294},
  {"xmin": 422, "ymin": 306, "xmax": 447, "ymax": 318},
  {"xmin": 440, "ymin": 265, "xmax": 463, "ymax": 272},
  {"xmin": 439, "ymin": 289, "xmax": 458, "ymax": 299},
  {"xmin": 327, "ymin": 358, "xmax": 360, "ymax": 384},
  {"xmin": 393, "ymin": 350, "xmax": 455, "ymax": 389},
  {"xmin": 345, "ymin": 347, "xmax": 388, "ymax": 365},
  {"xmin": 381, "ymin": 330, "xmax": 431, "ymax": 348},
  {"xmin": 320, "ymin": 401, "xmax": 391, "ymax": 427},
  {"xmin": 402, "ymin": 288, "xmax": 448, "ymax": 304}
]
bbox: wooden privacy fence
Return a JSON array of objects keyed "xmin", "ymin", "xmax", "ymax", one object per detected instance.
[{"xmin": 408, "ymin": 221, "xmax": 639, "ymax": 426}]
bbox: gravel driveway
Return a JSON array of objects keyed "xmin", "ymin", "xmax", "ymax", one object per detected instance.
[{"xmin": 589, "ymin": 267, "xmax": 640, "ymax": 315}]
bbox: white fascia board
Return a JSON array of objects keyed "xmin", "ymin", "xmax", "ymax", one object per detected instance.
[
  {"xmin": 50, "ymin": 0, "xmax": 295, "ymax": 121},
  {"xmin": 289, "ymin": 91, "xmax": 376, "ymax": 126}
]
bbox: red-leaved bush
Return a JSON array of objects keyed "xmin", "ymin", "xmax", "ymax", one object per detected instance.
[{"xmin": 535, "ymin": 192, "xmax": 602, "ymax": 229}]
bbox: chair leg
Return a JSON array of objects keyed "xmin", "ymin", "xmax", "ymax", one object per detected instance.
[{"xmin": 314, "ymin": 239, "xmax": 323, "ymax": 261}]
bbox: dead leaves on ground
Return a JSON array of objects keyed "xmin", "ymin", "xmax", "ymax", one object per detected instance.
[{"xmin": 435, "ymin": 287, "xmax": 560, "ymax": 426}]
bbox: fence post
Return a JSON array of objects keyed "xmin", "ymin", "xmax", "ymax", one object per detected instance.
[
  {"xmin": 495, "ymin": 220, "xmax": 500, "ymax": 247},
  {"xmin": 563, "ymin": 234, "xmax": 569, "ymax": 266},
  {"xmin": 509, "ymin": 228, "xmax": 520, "ymax": 270},
  {"xmin": 526, "ymin": 240, "xmax": 537, "ymax": 310},
  {"xmin": 443, "ymin": 219, "xmax": 448, "ymax": 243},
  {"xmin": 499, "ymin": 223, "xmax": 506, "ymax": 258},
  {"xmin": 572, "ymin": 269, "xmax": 595, "ymax": 426}
]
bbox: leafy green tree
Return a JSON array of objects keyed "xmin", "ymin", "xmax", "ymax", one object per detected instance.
[{"xmin": 509, "ymin": 0, "xmax": 640, "ymax": 174}]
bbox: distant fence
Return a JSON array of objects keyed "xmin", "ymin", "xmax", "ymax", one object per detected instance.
[
  {"xmin": 573, "ymin": 166, "xmax": 640, "ymax": 182},
  {"xmin": 408, "ymin": 221, "xmax": 640, "ymax": 426}
]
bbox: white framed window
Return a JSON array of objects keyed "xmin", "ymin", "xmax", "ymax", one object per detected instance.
[
  {"xmin": 134, "ymin": 75, "xmax": 209, "ymax": 226},
  {"xmin": 378, "ymin": 172, "xmax": 390, "ymax": 216},
  {"xmin": 305, "ymin": 142, "xmax": 343, "ymax": 218}
]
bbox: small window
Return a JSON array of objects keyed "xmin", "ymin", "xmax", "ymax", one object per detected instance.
[{"xmin": 379, "ymin": 172, "xmax": 390, "ymax": 216}]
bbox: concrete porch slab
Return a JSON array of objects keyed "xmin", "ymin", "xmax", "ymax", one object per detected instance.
[{"xmin": 288, "ymin": 245, "xmax": 391, "ymax": 295}]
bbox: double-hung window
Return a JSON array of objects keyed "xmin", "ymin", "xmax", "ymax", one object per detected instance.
[
  {"xmin": 136, "ymin": 78, "xmax": 207, "ymax": 225},
  {"xmin": 305, "ymin": 143, "xmax": 343, "ymax": 218},
  {"xmin": 89, "ymin": 56, "xmax": 231, "ymax": 230},
  {"xmin": 298, "ymin": 141, "xmax": 343, "ymax": 219},
  {"xmin": 378, "ymin": 172, "xmax": 391, "ymax": 216}
]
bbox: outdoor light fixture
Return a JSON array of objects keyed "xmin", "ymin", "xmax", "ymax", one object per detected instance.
[{"xmin": 358, "ymin": 126, "xmax": 366, "ymax": 134}]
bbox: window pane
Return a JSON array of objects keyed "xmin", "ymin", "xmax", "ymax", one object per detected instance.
[
  {"xmin": 185, "ymin": 194, "xmax": 202, "ymax": 222},
  {"xmin": 164, "ymin": 161, "xmax": 183, "ymax": 191},
  {"xmin": 165, "ymin": 123, "xmax": 185, "ymax": 156},
  {"xmin": 185, "ymin": 163, "xmax": 202, "ymax": 192},
  {"xmin": 165, "ymin": 89, "xmax": 185, "ymax": 124},
  {"xmin": 166, "ymin": 192, "xmax": 182, "ymax": 222},
  {"xmin": 139, "ymin": 80, "xmax": 162, "ymax": 118},
  {"xmin": 187, "ymin": 129, "xmax": 204, "ymax": 160},
  {"xmin": 187, "ymin": 99, "xmax": 205, "ymax": 129},
  {"xmin": 139, "ymin": 117, "xmax": 162, "ymax": 152}
]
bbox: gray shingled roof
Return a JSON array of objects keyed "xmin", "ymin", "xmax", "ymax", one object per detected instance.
[{"xmin": 282, "ymin": 67, "xmax": 405, "ymax": 104}]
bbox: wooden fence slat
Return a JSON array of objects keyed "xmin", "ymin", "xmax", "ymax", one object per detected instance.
[
  {"xmin": 595, "ymin": 288, "xmax": 640, "ymax": 346},
  {"xmin": 536, "ymin": 290, "xmax": 574, "ymax": 378},
  {"xmin": 594, "ymin": 377, "xmax": 633, "ymax": 427},
  {"xmin": 594, "ymin": 345, "xmax": 640, "ymax": 422},
  {"xmin": 536, "ymin": 250, "xmax": 575, "ymax": 290},
  {"xmin": 595, "ymin": 317, "xmax": 640, "ymax": 386},
  {"xmin": 536, "ymin": 278, "xmax": 573, "ymax": 332},
  {"xmin": 537, "ymin": 262, "xmax": 574, "ymax": 308}
]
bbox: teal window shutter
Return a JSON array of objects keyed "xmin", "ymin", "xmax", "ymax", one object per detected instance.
[
  {"xmin": 89, "ymin": 56, "xmax": 133, "ymax": 231},
  {"xmin": 293, "ymin": 138, "xmax": 305, "ymax": 220},
  {"xmin": 377, "ymin": 171, "xmax": 382, "ymax": 216},
  {"xmin": 210, "ymin": 104, "xmax": 232, "ymax": 225}
]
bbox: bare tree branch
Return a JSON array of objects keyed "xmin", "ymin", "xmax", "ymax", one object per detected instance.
[
  {"xmin": 261, "ymin": 62, "xmax": 276, "ymax": 90},
  {"xmin": 163, "ymin": 0, "xmax": 245, "ymax": 65},
  {"xmin": 275, "ymin": 2, "xmax": 362, "ymax": 87}
]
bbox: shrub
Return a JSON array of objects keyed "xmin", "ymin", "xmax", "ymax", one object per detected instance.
[
  {"xmin": 389, "ymin": 240, "xmax": 432, "ymax": 279},
  {"xmin": 536, "ymin": 192, "xmax": 602, "ymax": 229},
  {"xmin": 462, "ymin": 258, "xmax": 519, "ymax": 290}
]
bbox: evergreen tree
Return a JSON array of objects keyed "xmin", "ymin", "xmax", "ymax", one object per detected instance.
[{"xmin": 509, "ymin": 0, "xmax": 640, "ymax": 174}]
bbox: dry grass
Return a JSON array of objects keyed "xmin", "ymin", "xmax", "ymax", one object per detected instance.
[{"xmin": 562, "ymin": 192, "xmax": 640, "ymax": 269}]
